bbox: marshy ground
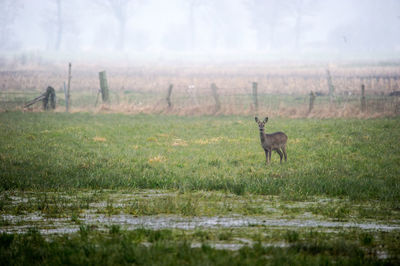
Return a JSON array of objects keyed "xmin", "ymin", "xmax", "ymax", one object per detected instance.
[{"xmin": 1, "ymin": 112, "xmax": 399, "ymax": 264}]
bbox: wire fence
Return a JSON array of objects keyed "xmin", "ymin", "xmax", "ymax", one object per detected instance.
[{"xmin": 1, "ymin": 66, "xmax": 400, "ymax": 117}]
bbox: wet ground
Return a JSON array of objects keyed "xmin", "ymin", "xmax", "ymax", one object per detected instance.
[
  {"xmin": 1, "ymin": 189, "xmax": 399, "ymax": 261},
  {"xmin": 1, "ymin": 189, "xmax": 399, "ymax": 235},
  {"xmin": 2, "ymin": 212, "xmax": 400, "ymax": 235}
]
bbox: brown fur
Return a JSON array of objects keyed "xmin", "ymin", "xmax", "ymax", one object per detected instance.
[{"xmin": 255, "ymin": 117, "xmax": 288, "ymax": 164}]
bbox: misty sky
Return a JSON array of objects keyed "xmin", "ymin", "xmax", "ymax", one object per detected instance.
[{"xmin": 2, "ymin": 0, "xmax": 400, "ymax": 61}]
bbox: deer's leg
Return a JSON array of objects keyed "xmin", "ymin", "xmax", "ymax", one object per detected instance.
[
  {"xmin": 282, "ymin": 145, "xmax": 287, "ymax": 162},
  {"xmin": 264, "ymin": 149, "xmax": 269, "ymax": 164},
  {"xmin": 275, "ymin": 149, "xmax": 283, "ymax": 163},
  {"xmin": 268, "ymin": 149, "xmax": 272, "ymax": 162}
]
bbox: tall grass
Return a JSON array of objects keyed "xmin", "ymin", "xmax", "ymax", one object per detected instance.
[{"xmin": 1, "ymin": 112, "xmax": 399, "ymax": 203}]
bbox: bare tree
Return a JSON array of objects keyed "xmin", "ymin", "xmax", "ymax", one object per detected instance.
[
  {"xmin": 187, "ymin": 0, "xmax": 202, "ymax": 52},
  {"xmin": 41, "ymin": 0, "xmax": 65, "ymax": 50},
  {"xmin": 247, "ymin": 0, "xmax": 286, "ymax": 50},
  {"xmin": 186, "ymin": 0, "xmax": 214, "ymax": 52},
  {"xmin": 0, "ymin": 0, "xmax": 21, "ymax": 50},
  {"xmin": 54, "ymin": 0, "xmax": 63, "ymax": 50},
  {"xmin": 288, "ymin": 0, "xmax": 318, "ymax": 50},
  {"xmin": 292, "ymin": 0, "xmax": 304, "ymax": 50},
  {"xmin": 96, "ymin": 0, "xmax": 137, "ymax": 50}
]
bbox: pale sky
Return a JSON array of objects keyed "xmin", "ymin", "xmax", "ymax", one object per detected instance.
[{"xmin": 5, "ymin": 0, "xmax": 400, "ymax": 62}]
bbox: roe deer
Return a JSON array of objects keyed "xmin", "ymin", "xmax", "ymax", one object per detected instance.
[{"xmin": 255, "ymin": 117, "xmax": 287, "ymax": 164}]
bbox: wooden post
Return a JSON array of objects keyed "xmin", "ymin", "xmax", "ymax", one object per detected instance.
[
  {"xmin": 252, "ymin": 82, "xmax": 258, "ymax": 113},
  {"xmin": 95, "ymin": 90, "xmax": 100, "ymax": 107},
  {"xmin": 66, "ymin": 63, "xmax": 71, "ymax": 112},
  {"xmin": 99, "ymin": 71, "xmax": 110, "ymax": 103},
  {"xmin": 308, "ymin": 91, "xmax": 315, "ymax": 114},
  {"xmin": 326, "ymin": 69, "xmax": 335, "ymax": 104},
  {"xmin": 166, "ymin": 84, "xmax": 173, "ymax": 108},
  {"xmin": 63, "ymin": 81, "xmax": 68, "ymax": 111},
  {"xmin": 43, "ymin": 86, "xmax": 56, "ymax": 110},
  {"xmin": 24, "ymin": 87, "xmax": 56, "ymax": 110},
  {"xmin": 361, "ymin": 84, "xmax": 366, "ymax": 112},
  {"xmin": 211, "ymin": 83, "xmax": 221, "ymax": 113},
  {"xmin": 24, "ymin": 93, "xmax": 46, "ymax": 108}
]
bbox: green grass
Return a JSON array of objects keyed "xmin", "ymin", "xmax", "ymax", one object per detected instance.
[
  {"xmin": 1, "ymin": 112, "xmax": 399, "ymax": 204},
  {"xmin": 1, "ymin": 227, "xmax": 399, "ymax": 265}
]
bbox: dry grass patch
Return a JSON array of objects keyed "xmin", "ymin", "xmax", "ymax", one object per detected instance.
[{"xmin": 93, "ymin": 137, "xmax": 107, "ymax": 142}]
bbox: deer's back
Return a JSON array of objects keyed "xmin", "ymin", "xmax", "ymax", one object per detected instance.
[{"xmin": 265, "ymin": 131, "xmax": 287, "ymax": 149}]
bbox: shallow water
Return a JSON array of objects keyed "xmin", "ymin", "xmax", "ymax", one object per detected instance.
[
  {"xmin": 83, "ymin": 214, "xmax": 400, "ymax": 231},
  {"xmin": 2, "ymin": 190, "xmax": 400, "ymax": 237},
  {"xmin": 1, "ymin": 213, "xmax": 399, "ymax": 235}
]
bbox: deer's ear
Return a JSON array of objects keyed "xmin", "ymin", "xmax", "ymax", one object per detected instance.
[
  {"xmin": 264, "ymin": 117, "xmax": 268, "ymax": 123},
  {"xmin": 255, "ymin": 117, "xmax": 259, "ymax": 122}
]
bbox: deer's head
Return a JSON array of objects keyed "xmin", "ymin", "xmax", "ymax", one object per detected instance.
[{"xmin": 255, "ymin": 117, "xmax": 268, "ymax": 131}]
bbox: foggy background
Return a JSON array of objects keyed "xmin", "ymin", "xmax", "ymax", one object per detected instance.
[{"xmin": 1, "ymin": 0, "xmax": 400, "ymax": 63}]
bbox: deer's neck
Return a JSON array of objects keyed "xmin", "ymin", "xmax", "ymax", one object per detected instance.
[{"xmin": 259, "ymin": 128, "xmax": 267, "ymax": 143}]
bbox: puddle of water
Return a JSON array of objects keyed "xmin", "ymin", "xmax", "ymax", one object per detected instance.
[
  {"xmin": 1, "ymin": 212, "xmax": 79, "ymax": 235},
  {"xmin": 79, "ymin": 214, "xmax": 400, "ymax": 232},
  {"xmin": 2, "ymin": 212, "xmax": 400, "ymax": 233},
  {"xmin": 2, "ymin": 190, "xmax": 400, "ymax": 238},
  {"xmin": 376, "ymin": 250, "xmax": 389, "ymax": 260},
  {"xmin": 9, "ymin": 196, "xmax": 30, "ymax": 204},
  {"xmin": 89, "ymin": 202, "xmax": 125, "ymax": 208},
  {"xmin": 141, "ymin": 241, "xmax": 289, "ymax": 251},
  {"xmin": 191, "ymin": 242, "xmax": 245, "ymax": 250},
  {"xmin": 0, "ymin": 223, "xmax": 79, "ymax": 235}
]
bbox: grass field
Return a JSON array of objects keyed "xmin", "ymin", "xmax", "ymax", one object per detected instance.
[
  {"xmin": 1, "ymin": 112, "xmax": 399, "ymax": 201},
  {"xmin": 1, "ymin": 112, "xmax": 400, "ymax": 264}
]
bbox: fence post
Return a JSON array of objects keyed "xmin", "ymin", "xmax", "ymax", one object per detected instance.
[
  {"xmin": 43, "ymin": 86, "xmax": 56, "ymax": 110},
  {"xmin": 326, "ymin": 69, "xmax": 335, "ymax": 104},
  {"xmin": 361, "ymin": 84, "xmax": 366, "ymax": 112},
  {"xmin": 66, "ymin": 62, "xmax": 71, "ymax": 112},
  {"xmin": 166, "ymin": 84, "xmax": 173, "ymax": 108},
  {"xmin": 252, "ymin": 82, "xmax": 258, "ymax": 113},
  {"xmin": 308, "ymin": 91, "xmax": 315, "ymax": 114},
  {"xmin": 63, "ymin": 81, "xmax": 68, "ymax": 111},
  {"xmin": 99, "ymin": 71, "xmax": 110, "ymax": 103},
  {"xmin": 211, "ymin": 83, "xmax": 221, "ymax": 113}
]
